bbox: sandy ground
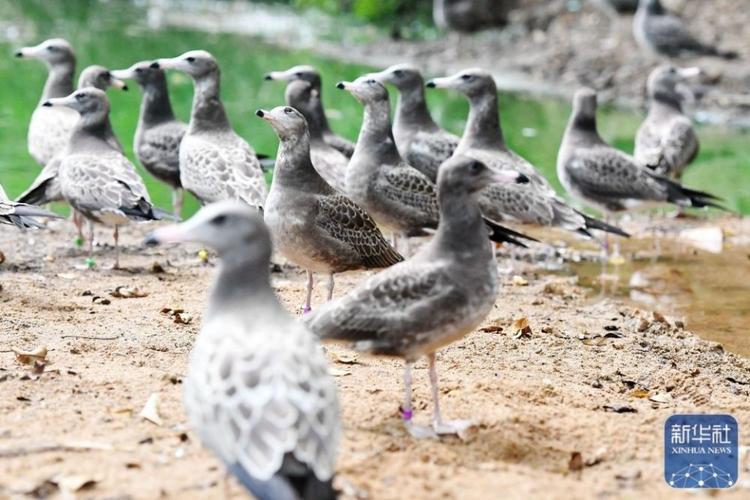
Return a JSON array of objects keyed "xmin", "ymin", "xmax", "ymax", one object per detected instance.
[{"xmin": 1, "ymin": 217, "xmax": 750, "ymax": 499}]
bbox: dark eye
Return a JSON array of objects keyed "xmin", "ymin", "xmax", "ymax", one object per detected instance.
[
  {"xmin": 212, "ymin": 215, "xmax": 227, "ymax": 226},
  {"xmin": 186, "ymin": 56, "xmax": 196, "ymax": 63},
  {"xmin": 393, "ymin": 70, "xmax": 403, "ymax": 77},
  {"xmin": 295, "ymin": 72, "xmax": 303, "ymax": 78},
  {"xmin": 461, "ymin": 74, "xmax": 472, "ymax": 81},
  {"xmin": 47, "ymin": 46, "xmax": 57, "ymax": 52},
  {"xmin": 74, "ymin": 93, "xmax": 84, "ymax": 100},
  {"xmin": 284, "ymin": 107, "xmax": 293, "ymax": 114},
  {"xmin": 469, "ymin": 161, "xmax": 483, "ymax": 174},
  {"xmin": 104, "ymin": 72, "xmax": 111, "ymax": 80},
  {"xmin": 367, "ymin": 79, "xmax": 376, "ymax": 84},
  {"xmin": 134, "ymin": 67, "xmax": 143, "ymax": 73}
]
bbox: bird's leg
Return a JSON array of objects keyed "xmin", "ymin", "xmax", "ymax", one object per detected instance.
[
  {"xmin": 113, "ymin": 225, "xmax": 120, "ymax": 270},
  {"xmin": 391, "ymin": 232, "xmax": 399, "ymax": 252},
  {"xmin": 429, "ymin": 353, "xmax": 472, "ymax": 435},
  {"xmin": 172, "ymin": 188, "xmax": 184, "ymax": 217},
  {"xmin": 303, "ymin": 270, "xmax": 314, "ymax": 314},
  {"xmin": 72, "ymin": 210, "xmax": 84, "ymax": 247},
  {"xmin": 326, "ymin": 273, "xmax": 335, "ymax": 301},
  {"xmin": 86, "ymin": 221, "xmax": 95, "ymax": 269},
  {"xmin": 400, "ymin": 361, "xmax": 435, "ymax": 439}
]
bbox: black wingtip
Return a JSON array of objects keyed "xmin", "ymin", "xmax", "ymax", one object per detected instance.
[
  {"xmin": 483, "ymin": 218, "xmax": 539, "ymax": 247},
  {"xmin": 143, "ymin": 234, "xmax": 160, "ymax": 246},
  {"xmin": 579, "ymin": 212, "xmax": 630, "ymax": 238}
]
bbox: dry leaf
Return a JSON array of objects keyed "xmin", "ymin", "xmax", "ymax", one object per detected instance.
[
  {"xmin": 511, "ymin": 275, "xmax": 528, "ymax": 286},
  {"xmin": 511, "ymin": 317, "xmax": 532, "ymax": 339},
  {"xmin": 568, "ymin": 451, "xmax": 584, "ymax": 471},
  {"xmin": 110, "ymin": 286, "xmax": 149, "ymax": 299},
  {"xmin": 52, "ymin": 473, "xmax": 98, "ymax": 493},
  {"xmin": 14, "ymin": 346, "xmax": 48, "ymax": 365},
  {"xmin": 140, "ymin": 393, "xmax": 163, "ymax": 426},
  {"xmin": 331, "ymin": 352, "xmax": 359, "ymax": 365},
  {"xmin": 479, "ymin": 322, "xmax": 503, "ymax": 333},
  {"xmin": 161, "ymin": 308, "xmax": 193, "ymax": 325},
  {"xmin": 649, "ymin": 393, "xmax": 672, "ymax": 404},
  {"xmin": 329, "ymin": 368, "xmax": 351, "ymax": 377},
  {"xmin": 629, "ymin": 389, "xmax": 649, "ymax": 399}
]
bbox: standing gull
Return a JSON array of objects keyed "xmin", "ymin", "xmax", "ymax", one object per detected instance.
[
  {"xmin": 307, "ymin": 156, "xmax": 508, "ymax": 438},
  {"xmin": 152, "ymin": 51, "xmax": 267, "ymax": 207},
  {"xmin": 366, "ymin": 64, "xmax": 459, "ymax": 182},
  {"xmin": 557, "ymin": 88, "xmax": 723, "ymax": 217},
  {"xmin": 634, "ymin": 0, "xmax": 738, "ymax": 59},
  {"xmin": 635, "ymin": 65, "xmax": 700, "ymax": 180},
  {"xmin": 257, "ymin": 105, "xmax": 402, "ymax": 312},
  {"xmin": 111, "ymin": 61, "xmax": 187, "ymax": 215},
  {"xmin": 145, "ymin": 202, "xmax": 340, "ymax": 500},
  {"xmin": 427, "ymin": 69, "xmax": 628, "ymax": 238},
  {"xmin": 1, "ymin": 184, "xmax": 60, "ymax": 229},
  {"xmin": 44, "ymin": 88, "xmax": 171, "ymax": 268},
  {"xmin": 338, "ymin": 77, "xmax": 531, "ymax": 251},
  {"xmin": 15, "ymin": 38, "xmax": 77, "ymax": 166},
  {"xmin": 273, "ymin": 79, "xmax": 348, "ymax": 192},
  {"xmin": 265, "ymin": 65, "xmax": 355, "ymax": 158}
]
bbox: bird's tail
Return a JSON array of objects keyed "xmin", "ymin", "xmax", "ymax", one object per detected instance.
[
  {"xmin": 658, "ymin": 175, "xmax": 728, "ymax": 211},
  {"xmin": 716, "ymin": 48, "xmax": 739, "ymax": 60},
  {"xmin": 483, "ymin": 219, "xmax": 539, "ymax": 248},
  {"xmin": 228, "ymin": 459, "xmax": 338, "ymax": 500},
  {"xmin": 578, "ymin": 211, "xmax": 630, "ymax": 238},
  {"xmin": 121, "ymin": 199, "xmax": 180, "ymax": 222}
]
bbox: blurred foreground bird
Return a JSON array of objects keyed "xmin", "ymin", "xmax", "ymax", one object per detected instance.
[
  {"xmin": 635, "ymin": 65, "xmax": 700, "ymax": 180},
  {"xmin": 634, "ymin": 0, "xmax": 738, "ymax": 59},
  {"xmin": 1, "ymin": 184, "xmax": 60, "ymax": 229},
  {"xmin": 257, "ymin": 105, "xmax": 402, "ymax": 313},
  {"xmin": 112, "ymin": 61, "xmax": 187, "ymax": 215},
  {"xmin": 146, "ymin": 202, "xmax": 340, "ymax": 500},
  {"xmin": 44, "ymin": 88, "xmax": 172, "ymax": 268},
  {"xmin": 265, "ymin": 65, "xmax": 355, "ymax": 158},
  {"xmin": 15, "ymin": 38, "xmax": 77, "ymax": 166},
  {"xmin": 153, "ymin": 51, "xmax": 267, "ymax": 208},
  {"xmin": 307, "ymin": 156, "xmax": 509, "ymax": 438},
  {"xmin": 557, "ymin": 88, "xmax": 724, "ymax": 223}
]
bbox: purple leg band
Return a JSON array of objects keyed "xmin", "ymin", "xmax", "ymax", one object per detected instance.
[
  {"xmin": 303, "ymin": 306, "xmax": 312, "ymax": 314},
  {"xmin": 400, "ymin": 407, "xmax": 413, "ymax": 421}
]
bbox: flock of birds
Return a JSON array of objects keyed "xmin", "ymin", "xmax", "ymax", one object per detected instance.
[{"xmin": 0, "ymin": 1, "xmax": 738, "ymax": 498}]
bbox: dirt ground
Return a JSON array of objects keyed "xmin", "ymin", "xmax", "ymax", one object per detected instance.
[{"xmin": 1, "ymin": 216, "xmax": 749, "ymax": 499}]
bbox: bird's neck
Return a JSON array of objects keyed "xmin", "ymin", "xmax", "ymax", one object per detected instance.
[
  {"xmin": 140, "ymin": 77, "xmax": 178, "ymax": 126},
  {"xmin": 433, "ymin": 189, "xmax": 489, "ymax": 257},
  {"xmin": 354, "ymin": 100, "xmax": 400, "ymax": 162},
  {"xmin": 69, "ymin": 112, "xmax": 116, "ymax": 152},
  {"xmin": 273, "ymin": 131, "xmax": 329, "ymax": 192},
  {"xmin": 308, "ymin": 90, "xmax": 332, "ymax": 134},
  {"xmin": 566, "ymin": 112, "xmax": 602, "ymax": 146},
  {"xmin": 208, "ymin": 258, "xmax": 277, "ymax": 314},
  {"xmin": 395, "ymin": 86, "xmax": 438, "ymax": 130},
  {"xmin": 652, "ymin": 91, "xmax": 683, "ymax": 113},
  {"xmin": 461, "ymin": 93, "xmax": 505, "ymax": 149},
  {"xmin": 42, "ymin": 63, "xmax": 75, "ymax": 103},
  {"xmin": 190, "ymin": 72, "xmax": 231, "ymax": 132}
]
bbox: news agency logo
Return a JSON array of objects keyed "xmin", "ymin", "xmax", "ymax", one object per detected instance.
[{"xmin": 664, "ymin": 414, "xmax": 738, "ymax": 489}]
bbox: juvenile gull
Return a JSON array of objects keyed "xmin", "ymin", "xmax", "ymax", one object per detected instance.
[
  {"xmin": 15, "ymin": 38, "xmax": 77, "ymax": 166},
  {"xmin": 557, "ymin": 88, "xmax": 723, "ymax": 217},
  {"xmin": 635, "ymin": 65, "xmax": 700, "ymax": 180},
  {"xmin": 366, "ymin": 64, "xmax": 459, "ymax": 182},
  {"xmin": 257, "ymin": 105, "xmax": 402, "ymax": 312},
  {"xmin": 338, "ymin": 77, "xmax": 531, "ymax": 250},
  {"xmin": 427, "ymin": 69, "xmax": 628, "ymax": 238},
  {"xmin": 153, "ymin": 51, "xmax": 267, "ymax": 207},
  {"xmin": 265, "ymin": 65, "xmax": 355, "ymax": 158},
  {"xmin": 18, "ymin": 65, "xmax": 129, "ymax": 242},
  {"xmin": 145, "ymin": 202, "xmax": 340, "ymax": 500},
  {"xmin": 111, "ymin": 61, "xmax": 187, "ymax": 215},
  {"xmin": 1, "ymin": 184, "xmax": 60, "ymax": 229},
  {"xmin": 276, "ymin": 79, "xmax": 348, "ymax": 192},
  {"xmin": 634, "ymin": 0, "xmax": 738, "ymax": 59},
  {"xmin": 44, "ymin": 88, "xmax": 171, "ymax": 268},
  {"xmin": 307, "ymin": 156, "xmax": 508, "ymax": 438}
]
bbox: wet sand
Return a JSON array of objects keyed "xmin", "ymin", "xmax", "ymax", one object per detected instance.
[{"xmin": 1, "ymin": 215, "xmax": 749, "ymax": 499}]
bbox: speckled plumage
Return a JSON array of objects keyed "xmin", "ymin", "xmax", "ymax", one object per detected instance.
[
  {"xmin": 635, "ymin": 66, "xmax": 698, "ymax": 180},
  {"xmin": 0, "ymin": 184, "xmax": 59, "ymax": 229}
]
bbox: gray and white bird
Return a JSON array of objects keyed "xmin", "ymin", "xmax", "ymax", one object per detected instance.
[
  {"xmin": 15, "ymin": 38, "xmax": 78, "ymax": 166},
  {"xmin": 1, "ymin": 184, "xmax": 61, "ymax": 229},
  {"xmin": 307, "ymin": 155, "xmax": 508, "ymax": 438},
  {"xmin": 18, "ymin": 65, "xmax": 129, "ymax": 242},
  {"xmin": 635, "ymin": 65, "xmax": 700, "ymax": 180},
  {"xmin": 427, "ymin": 69, "xmax": 628, "ymax": 239},
  {"xmin": 145, "ymin": 202, "xmax": 340, "ymax": 500},
  {"xmin": 339, "ymin": 77, "xmax": 532, "ymax": 251},
  {"xmin": 153, "ymin": 51, "xmax": 267, "ymax": 208},
  {"xmin": 633, "ymin": 0, "xmax": 738, "ymax": 59},
  {"xmin": 44, "ymin": 88, "xmax": 171, "ymax": 268},
  {"xmin": 257, "ymin": 105, "xmax": 402, "ymax": 312},
  {"xmin": 557, "ymin": 87, "xmax": 723, "ymax": 216},
  {"xmin": 366, "ymin": 64, "xmax": 459, "ymax": 183},
  {"xmin": 111, "ymin": 61, "xmax": 188, "ymax": 215},
  {"xmin": 265, "ymin": 65, "xmax": 355, "ymax": 158},
  {"xmin": 275, "ymin": 79, "xmax": 348, "ymax": 192}
]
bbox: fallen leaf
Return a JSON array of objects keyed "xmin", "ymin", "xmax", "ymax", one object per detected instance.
[
  {"xmin": 110, "ymin": 285, "xmax": 149, "ymax": 299},
  {"xmin": 329, "ymin": 368, "xmax": 351, "ymax": 377},
  {"xmin": 52, "ymin": 473, "xmax": 98, "ymax": 493},
  {"xmin": 629, "ymin": 389, "xmax": 649, "ymax": 399},
  {"xmin": 649, "ymin": 393, "xmax": 672, "ymax": 404},
  {"xmin": 511, "ymin": 317, "xmax": 532, "ymax": 339},
  {"xmin": 331, "ymin": 352, "xmax": 359, "ymax": 365},
  {"xmin": 568, "ymin": 451, "xmax": 584, "ymax": 471},
  {"xmin": 140, "ymin": 393, "xmax": 163, "ymax": 426},
  {"xmin": 511, "ymin": 275, "xmax": 528, "ymax": 286},
  {"xmin": 161, "ymin": 308, "xmax": 192, "ymax": 325},
  {"xmin": 13, "ymin": 346, "xmax": 48, "ymax": 365}
]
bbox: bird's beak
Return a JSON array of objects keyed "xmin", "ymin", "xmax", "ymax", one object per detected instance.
[
  {"xmin": 41, "ymin": 95, "xmax": 77, "ymax": 109},
  {"xmin": 425, "ymin": 76, "xmax": 452, "ymax": 89},
  {"xmin": 110, "ymin": 68, "xmax": 133, "ymax": 81},
  {"xmin": 495, "ymin": 169, "xmax": 529, "ymax": 185},
  {"xmin": 152, "ymin": 58, "xmax": 180, "ymax": 71},
  {"xmin": 264, "ymin": 70, "xmax": 290, "ymax": 81},
  {"xmin": 110, "ymin": 75, "xmax": 128, "ymax": 90},
  {"xmin": 677, "ymin": 67, "xmax": 702, "ymax": 78},
  {"xmin": 14, "ymin": 44, "xmax": 42, "ymax": 59},
  {"xmin": 144, "ymin": 223, "xmax": 193, "ymax": 245}
]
